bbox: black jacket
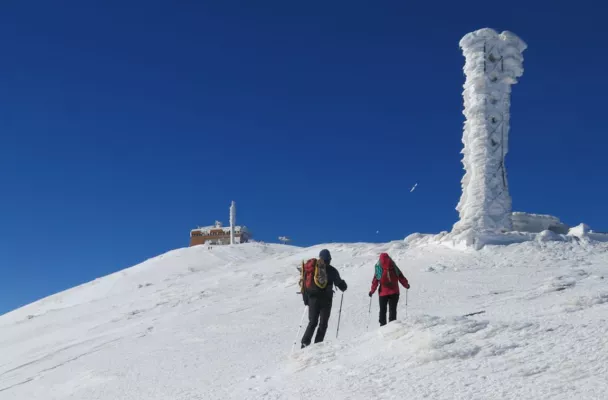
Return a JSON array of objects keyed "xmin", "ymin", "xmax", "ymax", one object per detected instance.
[{"xmin": 302, "ymin": 265, "xmax": 347, "ymax": 305}]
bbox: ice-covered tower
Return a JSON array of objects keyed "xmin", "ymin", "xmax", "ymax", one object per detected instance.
[
  {"xmin": 229, "ymin": 201, "xmax": 236, "ymax": 245},
  {"xmin": 452, "ymin": 28, "xmax": 527, "ymax": 236}
]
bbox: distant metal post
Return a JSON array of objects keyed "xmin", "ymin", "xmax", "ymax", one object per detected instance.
[{"xmin": 229, "ymin": 201, "xmax": 236, "ymax": 245}]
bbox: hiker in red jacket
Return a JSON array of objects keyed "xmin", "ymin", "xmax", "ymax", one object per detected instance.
[{"xmin": 369, "ymin": 253, "xmax": 410, "ymax": 326}]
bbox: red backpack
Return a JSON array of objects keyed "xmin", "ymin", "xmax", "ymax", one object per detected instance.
[
  {"xmin": 300, "ymin": 258, "xmax": 328, "ymax": 294},
  {"xmin": 378, "ymin": 253, "xmax": 398, "ymax": 289}
]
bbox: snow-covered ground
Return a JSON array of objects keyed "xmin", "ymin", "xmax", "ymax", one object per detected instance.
[{"xmin": 1, "ymin": 240, "xmax": 608, "ymax": 399}]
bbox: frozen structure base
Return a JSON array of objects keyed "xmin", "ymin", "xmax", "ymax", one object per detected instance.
[{"xmin": 406, "ymin": 222, "xmax": 608, "ymax": 250}]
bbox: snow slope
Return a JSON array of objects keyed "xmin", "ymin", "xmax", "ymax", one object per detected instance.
[{"xmin": 2, "ymin": 241, "xmax": 608, "ymax": 399}]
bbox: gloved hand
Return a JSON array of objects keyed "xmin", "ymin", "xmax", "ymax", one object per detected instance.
[
  {"xmin": 368, "ymin": 291, "xmax": 373, "ymax": 297},
  {"xmin": 341, "ymin": 282, "xmax": 348, "ymax": 292},
  {"xmin": 406, "ymin": 284, "xmax": 411, "ymax": 289}
]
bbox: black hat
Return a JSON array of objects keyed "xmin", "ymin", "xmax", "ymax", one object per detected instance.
[{"xmin": 319, "ymin": 249, "xmax": 331, "ymax": 262}]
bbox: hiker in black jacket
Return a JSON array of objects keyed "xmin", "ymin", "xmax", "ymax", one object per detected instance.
[{"xmin": 301, "ymin": 249, "xmax": 347, "ymax": 348}]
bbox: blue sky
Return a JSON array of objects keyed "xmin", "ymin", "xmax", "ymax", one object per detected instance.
[{"xmin": 1, "ymin": 0, "xmax": 607, "ymax": 314}]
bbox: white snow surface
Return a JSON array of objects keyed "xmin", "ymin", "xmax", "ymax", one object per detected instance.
[{"xmin": 2, "ymin": 241, "xmax": 608, "ymax": 399}]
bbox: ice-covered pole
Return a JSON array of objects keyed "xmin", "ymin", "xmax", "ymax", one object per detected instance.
[
  {"xmin": 452, "ymin": 28, "xmax": 526, "ymax": 235},
  {"xmin": 229, "ymin": 201, "xmax": 236, "ymax": 245}
]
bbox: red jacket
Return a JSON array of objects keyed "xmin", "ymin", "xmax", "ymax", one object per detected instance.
[{"xmin": 370, "ymin": 253, "xmax": 409, "ymax": 297}]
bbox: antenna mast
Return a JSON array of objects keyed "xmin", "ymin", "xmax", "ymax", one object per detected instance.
[{"xmin": 230, "ymin": 201, "xmax": 236, "ymax": 245}]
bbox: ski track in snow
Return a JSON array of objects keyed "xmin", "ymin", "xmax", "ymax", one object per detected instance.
[{"xmin": 1, "ymin": 241, "xmax": 608, "ymax": 399}]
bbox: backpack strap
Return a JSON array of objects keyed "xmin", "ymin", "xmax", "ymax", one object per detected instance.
[
  {"xmin": 374, "ymin": 263, "xmax": 382, "ymax": 280},
  {"xmin": 314, "ymin": 259, "xmax": 328, "ymax": 289},
  {"xmin": 299, "ymin": 260, "xmax": 305, "ymax": 293}
]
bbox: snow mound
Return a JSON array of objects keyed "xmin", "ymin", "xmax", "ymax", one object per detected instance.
[{"xmin": 2, "ymin": 240, "xmax": 608, "ymax": 399}]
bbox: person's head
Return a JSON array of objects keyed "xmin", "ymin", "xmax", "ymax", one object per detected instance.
[{"xmin": 319, "ymin": 249, "xmax": 332, "ymax": 263}]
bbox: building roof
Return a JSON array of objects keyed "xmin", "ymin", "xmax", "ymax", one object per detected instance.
[{"xmin": 191, "ymin": 224, "xmax": 249, "ymax": 235}]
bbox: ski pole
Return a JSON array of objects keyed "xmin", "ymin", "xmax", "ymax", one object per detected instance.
[
  {"xmin": 405, "ymin": 289, "xmax": 408, "ymax": 319},
  {"xmin": 336, "ymin": 293, "xmax": 344, "ymax": 338},
  {"xmin": 365, "ymin": 294, "xmax": 372, "ymax": 331},
  {"xmin": 291, "ymin": 306, "xmax": 308, "ymax": 354}
]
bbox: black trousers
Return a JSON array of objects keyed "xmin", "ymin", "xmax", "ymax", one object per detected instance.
[
  {"xmin": 379, "ymin": 294, "xmax": 400, "ymax": 326},
  {"xmin": 301, "ymin": 295, "xmax": 332, "ymax": 346}
]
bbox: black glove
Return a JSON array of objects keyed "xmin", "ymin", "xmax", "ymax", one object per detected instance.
[
  {"xmin": 406, "ymin": 284, "xmax": 411, "ymax": 289},
  {"xmin": 341, "ymin": 281, "xmax": 348, "ymax": 292},
  {"xmin": 369, "ymin": 291, "xmax": 373, "ymax": 297}
]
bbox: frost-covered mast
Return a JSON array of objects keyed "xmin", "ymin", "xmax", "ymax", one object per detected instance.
[
  {"xmin": 452, "ymin": 29, "xmax": 526, "ymax": 235},
  {"xmin": 229, "ymin": 201, "xmax": 236, "ymax": 245}
]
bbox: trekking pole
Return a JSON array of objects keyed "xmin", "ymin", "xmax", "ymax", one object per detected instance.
[
  {"xmin": 336, "ymin": 293, "xmax": 344, "ymax": 339},
  {"xmin": 365, "ymin": 294, "xmax": 372, "ymax": 332},
  {"xmin": 291, "ymin": 306, "xmax": 308, "ymax": 354},
  {"xmin": 405, "ymin": 289, "xmax": 409, "ymax": 319}
]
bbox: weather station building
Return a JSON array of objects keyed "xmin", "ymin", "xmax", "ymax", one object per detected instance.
[{"xmin": 189, "ymin": 201, "xmax": 251, "ymax": 247}]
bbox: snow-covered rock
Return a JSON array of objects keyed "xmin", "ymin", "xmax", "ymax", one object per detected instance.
[
  {"xmin": 567, "ymin": 223, "xmax": 608, "ymax": 243},
  {"xmin": 2, "ymin": 241, "xmax": 608, "ymax": 399},
  {"xmin": 569, "ymin": 223, "xmax": 591, "ymax": 238}
]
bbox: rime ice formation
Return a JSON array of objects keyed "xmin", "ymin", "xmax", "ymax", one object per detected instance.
[
  {"xmin": 452, "ymin": 28, "xmax": 527, "ymax": 236},
  {"xmin": 403, "ymin": 29, "xmax": 604, "ymax": 249},
  {"xmin": 512, "ymin": 212, "xmax": 570, "ymax": 234}
]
